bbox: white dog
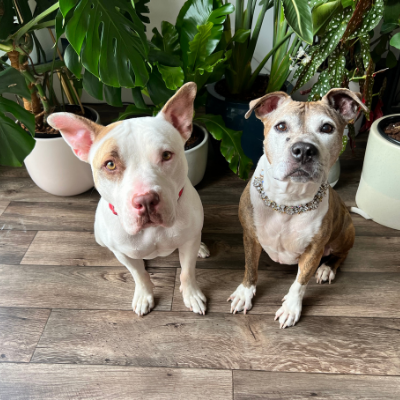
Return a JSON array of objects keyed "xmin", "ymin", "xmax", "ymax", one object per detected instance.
[{"xmin": 48, "ymin": 83, "xmax": 209, "ymax": 316}]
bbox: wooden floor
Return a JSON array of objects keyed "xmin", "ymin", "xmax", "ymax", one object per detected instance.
[{"xmin": 1, "ymin": 105, "xmax": 400, "ymax": 399}]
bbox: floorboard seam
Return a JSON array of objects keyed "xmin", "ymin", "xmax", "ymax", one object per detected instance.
[
  {"xmin": 29, "ymin": 308, "xmax": 52, "ymax": 363},
  {"xmin": 170, "ymin": 267, "xmax": 178, "ymax": 311},
  {"xmin": 18, "ymin": 230, "xmax": 38, "ymax": 265},
  {"xmin": 231, "ymin": 369, "xmax": 234, "ymax": 400}
]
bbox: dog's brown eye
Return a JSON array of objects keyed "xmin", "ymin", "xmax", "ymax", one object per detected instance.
[
  {"xmin": 162, "ymin": 151, "xmax": 173, "ymax": 161},
  {"xmin": 105, "ymin": 161, "xmax": 116, "ymax": 170},
  {"xmin": 321, "ymin": 123, "xmax": 334, "ymax": 133},
  {"xmin": 275, "ymin": 122, "xmax": 287, "ymax": 132}
]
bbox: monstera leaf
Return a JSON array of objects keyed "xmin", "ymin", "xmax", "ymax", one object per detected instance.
[
  {"xmin": 195, "ymin": 114, "xmax": 253, "ymax": 180},
  {"xmin": 60, "ymin": 0, "xmax": 149, "ymax": 88},
  {"xmin": 0, "ymin": 68, "xmax": 35, "ymax": 167}
]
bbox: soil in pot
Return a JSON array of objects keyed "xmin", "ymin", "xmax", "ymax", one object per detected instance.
[
  {"xmin": 185, "ymin": 124, "xmax": 205, "ymax": 150},
  {"xmin": 34, "ymin": 105, "xmax": 98, "ymax": 138},
  {"xmin": 383, "ymin": 120, "xmax": 400, "ymax": 142}
]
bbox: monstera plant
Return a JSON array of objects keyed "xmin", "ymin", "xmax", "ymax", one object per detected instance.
[
  {"xmin": 0, "ymin": 0, "xmax": 150, "ymax": 167},
  {"xmin": 60, "ymin": 0, "xmax": 254, "ymax": 179}
]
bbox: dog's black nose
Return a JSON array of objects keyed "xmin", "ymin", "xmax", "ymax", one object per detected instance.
[{"xmin": 291, "ymin": 142, "xmax": 318, "ymax": 163}]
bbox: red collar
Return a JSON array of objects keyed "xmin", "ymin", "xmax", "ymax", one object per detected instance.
[{"xmin": 109, "ymin": 188, "xmax": 184, "ymax": 216}]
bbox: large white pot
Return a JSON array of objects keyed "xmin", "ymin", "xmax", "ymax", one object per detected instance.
[
  {"xmin": 185, "ymin": 124, "xmax": 209, "ymax": 186},
  {"xmin": 355, "ymin": 115, "xmax": 400, "ymax": 230},
  {"xmin": 24, "ymin": 106, "xmax": 98, "ymax": 196}
]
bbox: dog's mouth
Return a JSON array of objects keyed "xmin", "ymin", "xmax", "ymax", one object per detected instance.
[
  {"xmin": 138, "ymin": 212, "xmax": 164, "ymax": 229},
  {"xmin": 286, "ymin": 168, "xmax": 310, "ymax": 178}
]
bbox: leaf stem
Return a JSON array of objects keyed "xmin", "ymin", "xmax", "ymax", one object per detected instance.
[{"xmin": 246, "ymin": 28, "xmax": 293, "ymax": 91}]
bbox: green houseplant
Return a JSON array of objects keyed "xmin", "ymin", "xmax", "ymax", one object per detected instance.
[
  {"xmin": 206, "ymin": 0, "xmax": 314, "ymax": 165},
  {"xmin": 60, "ymin": 0, "xmax": 254, "ymax": 179},
  {"xmin": 292, "ymin": 0, "xmax": 399, "ymax": 186},
  {"xmin": 0, "ymin": 0, "xmax": 142, "ymax": 194}
]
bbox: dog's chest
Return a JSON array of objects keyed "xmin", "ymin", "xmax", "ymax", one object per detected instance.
[{"xmin": 251, "ymin": 186, "xmax": 328, "ymax": 265}]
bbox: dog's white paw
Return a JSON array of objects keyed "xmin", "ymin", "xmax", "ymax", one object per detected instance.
[
  {"xmin": 198, "ymin": 242, "xmax": 210, "ymax": 258},
  {"xmin": 228, "ymin": 284, "xmax": 256, "ymax": 314},
  {"xmin": 132, "ymin": 286, "xmax": 155, "ymax": 317},
  {"xmin": 180, "ymin": 283, "xmax": 207, "ymax": 315},
  {"xmin": 315, "ymin": 264, "xmax": 335, "ymax": 284},
  {"xmin": 275, "ymin": 292, "xmax": 303, "ymax": 329}
]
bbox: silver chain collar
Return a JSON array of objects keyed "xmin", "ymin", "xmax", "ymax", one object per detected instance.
[{"xmin": 253, "ymin": 169, "xmax": 330, "ymax": 215}]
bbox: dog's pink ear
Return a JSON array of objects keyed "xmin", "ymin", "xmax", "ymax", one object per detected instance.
[
  {"xmin": 159, "ymin": 82, "xmax": 197, "ymax": 140},
  {"xmin": 245, "ymin": 92, "xmax": 290, "ymax": 120},
  {"xmin": 47, "ymin": 113, "xmax": 103, "ymax": 162},
  {"xmin": 323, "ymin": 88, "xmax": 368, "ymax": 122}
]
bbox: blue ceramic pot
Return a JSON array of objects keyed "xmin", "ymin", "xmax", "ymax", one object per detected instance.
[{"xmin": 206, "ymin": 77, "xmax": 293, "ymax": 167}]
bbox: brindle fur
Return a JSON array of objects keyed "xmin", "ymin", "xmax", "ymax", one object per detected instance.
[
  {"xmin": 239, "ymin": 183, "xmax": 355, "ymax": 289},
  {"xmin": 239, "ymin": 182, "xmax": 262, "ymax": 287}
]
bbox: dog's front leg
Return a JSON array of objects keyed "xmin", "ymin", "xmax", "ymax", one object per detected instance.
[
  {"xmin": 178, "ymin": 234, "xmax": 207, "ymax": 315},
  {"xmin": 113, "ymin": 251, "xmax": 154, "ymax": 316},
  {"xmin": 275, "ymin": 245, "xmax": 324, "ymax": 329},
  {"xmin": 229, "ymin": 182, "xmax": 262, "ymax": 314}
]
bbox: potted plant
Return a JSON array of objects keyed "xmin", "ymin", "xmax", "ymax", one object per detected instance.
[
  {"xmin": 354, "ymin": 2, "xmax": 400, "ymax": 228},
  {"xmin": 206, "ymin": 0, "xmax": 313, "ymax": 165},
  {"xmin": 291, "ymin": 0, "xmax": 400, "ymax": 186},
  {"xmin": 0, "ymin": 1, "xmax": 119, "ymax": 195},
  {"xmin": 59, "ymin": 0, "xmax": 254, "ymax": 180}
]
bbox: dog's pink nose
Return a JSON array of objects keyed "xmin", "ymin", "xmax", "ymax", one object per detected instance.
[{"xmin": 132, "ymin": 192, "xmax": 160, "ymax": 214}]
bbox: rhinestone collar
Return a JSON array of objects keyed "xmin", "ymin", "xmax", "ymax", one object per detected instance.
[{"xmin": 253, "ymin": 170, "xmax": 330, "ymax": 215}]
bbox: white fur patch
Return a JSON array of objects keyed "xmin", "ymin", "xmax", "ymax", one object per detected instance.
[
  {"xmin": 251, "ymin": 156, "xmax": 329, "ymax": 265},
  {"xmin": 180, "ymin": 282, "xmax": 207, "ymax": 315},
  {"xmin": 315, "ymin": 264, "xmax": 335, "ymax": 284},
  {"xmin": 275, "ymin": 281, "xmax": 307, "ymax": 329},
  {"xmin": 132, "ymin": 284, "xmax": 155, "ymax": 316},
  {"xmin": 198, "ymin": 242, "xmax": 210, "ymax": 258},
  {"xmin": 228, "ymin": 284, "xmax": 256, "ymax": 314}
]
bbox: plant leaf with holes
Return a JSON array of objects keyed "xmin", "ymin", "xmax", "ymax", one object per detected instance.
[
  {"xmin": 0, "ymin": 98, "xmax": 35, "ymax": 167},
  {"xmin": 0, "ymin": 68, "xmax": 31, "ymax": 99},
  {"xmin": 60, "ymin": 0, "xmax": 149, "ymax": 88}
]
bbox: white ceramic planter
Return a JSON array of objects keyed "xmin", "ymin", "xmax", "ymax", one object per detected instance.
[
  {"xmin": 24, "ymin": 106, "xmax": 98, "ymax": 196},
  {"xmin": 355, "ymin": 115, "xmax": 400, "ymax": 230},
  {"xmin": 185, "ymin": 124, "xmax": 209, "ymax": 186}
]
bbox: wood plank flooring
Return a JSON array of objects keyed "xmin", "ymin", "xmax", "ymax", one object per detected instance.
[{"xmin": 1, "ymin": 105, "xmax": 399, "ymax": 399}]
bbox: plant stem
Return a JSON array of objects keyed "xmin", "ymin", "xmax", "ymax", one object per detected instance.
[
  {"xmin": 246, "ymin": 28, "xmax": 293, "ymax": 91},
  {"xmin": 47, "ymin": 28, "xmax": 85, "ymax": 114},
  {"xmin": 245, "ymin": 0, "xmax": 270, "ymax": 61},
  {"xmin": 12, "ymin": 2, "xmax": 59, "ymax": 41},
  {"xmin": 20, "ymin": 63, "xmax": 51, "ymax": 116},
  {"xmin": 235, "ymin": 0, "xmax": 243, "ymax": 29},
  {"xmin": 29, "ymin": 59, "xmax": 64, "ymax": 74}
]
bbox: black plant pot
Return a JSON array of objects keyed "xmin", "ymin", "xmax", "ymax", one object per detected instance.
[{"xmin": 206, "ymin": 75, "xmax": 293, "ymax": 167}]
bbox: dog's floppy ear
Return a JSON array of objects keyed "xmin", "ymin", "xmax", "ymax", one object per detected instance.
[
  {"xmin": 158, "ymin": 82, "xmax": 197, "ymax": 141},
  {"xmin": 322, "ymin": 88, "xmax": 368, "ymax": 122},
  {"xmin": 47, "ymin": 113, "xmax": 103, "ymax": 162},
  {"xmin": 245, "ymin": 91, "xmax": 290, "ymax": 120}
]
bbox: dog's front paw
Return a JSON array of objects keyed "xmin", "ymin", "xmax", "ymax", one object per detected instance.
[
  {"xmin": 275, "ymin": 295, "xmax": 302, "ymax": 329},
  {"xmin": 132, "ymin": 286, "xmax": 155, "ymax": 317},
  {"xmin": 315, "ymin": 264, "xmax": 335, "ymax": 284},
  {"xmin": 197, "ymin": 242, "xmax": 210, "ymax": 258},
  {"xmin": 180, "ymin": 283, "xmax": 207, "ymax": 315},
  {"xmin": 228, "ymin": 284, "xmax": 256, "ymax": 314}
]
